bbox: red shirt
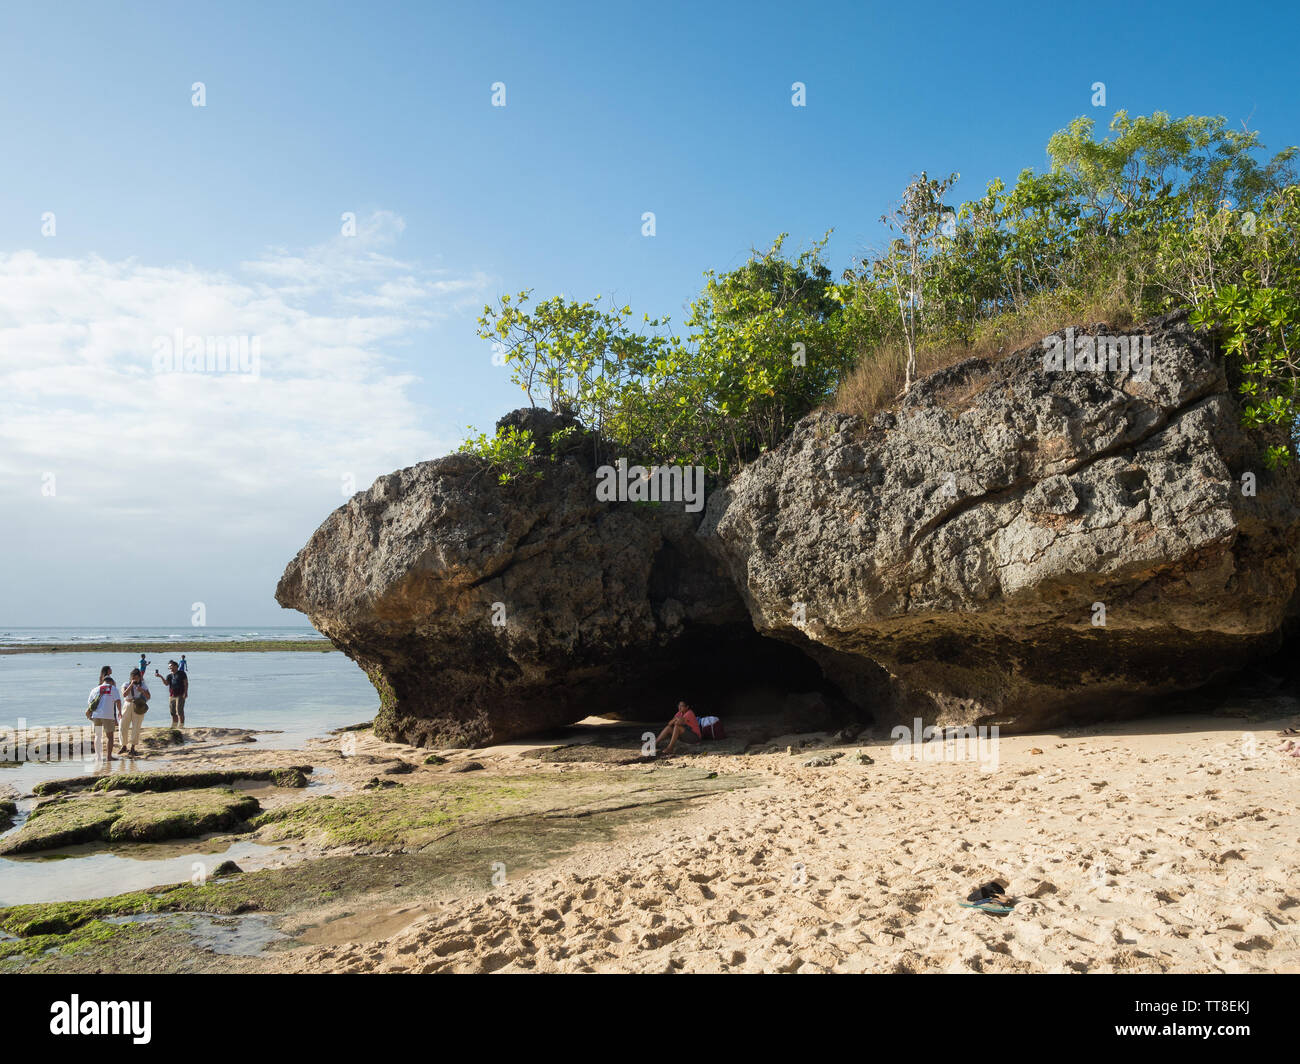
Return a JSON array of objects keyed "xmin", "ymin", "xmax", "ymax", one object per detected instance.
[{"xmin": 676, "ymin": 709, "xmax": 701, "ymax": 737}]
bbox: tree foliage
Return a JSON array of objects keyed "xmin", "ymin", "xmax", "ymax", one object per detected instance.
[
  {"xmin": 471, "ymin": 111, "xmax": 1299, "ymax": 476},
  {"xmin": 477, "ymin": 235, "xmax": 854, "ymax": 475}
]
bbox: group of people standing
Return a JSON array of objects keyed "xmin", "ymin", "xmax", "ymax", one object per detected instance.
[{"xmin": 85, "ymin": 656, "xmax": 190, "ymax": 762}]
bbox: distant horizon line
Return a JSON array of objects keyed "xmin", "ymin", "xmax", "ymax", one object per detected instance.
[{"xmin": 0, "ymin": 623, "xmax": 318, "ymax": 631}]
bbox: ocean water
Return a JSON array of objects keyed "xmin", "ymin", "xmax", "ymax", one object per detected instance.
[
  {"xmin": 0, "ymin": 625, "xmax": 326, "ymax": 647},
  {"xmin": 0, "ymin": 649, "xmax": 375, "ymax": 746},
  {"xmin": 0, "ymin": 643, "xmax": 378, "ymax": 904}
]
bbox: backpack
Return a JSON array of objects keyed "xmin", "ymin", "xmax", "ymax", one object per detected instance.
[
  {"xmin": 85, "ymin": 683, "xmax": 109, "ymax": 720},
  {"xmin": 699, "ymin": 717, "xmax": 725, "ymax": 740}
]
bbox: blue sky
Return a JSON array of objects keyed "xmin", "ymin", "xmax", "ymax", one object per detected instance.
[{"xmin": 2, "ymin": 0, "xmax": 1298, "ymax": 625}]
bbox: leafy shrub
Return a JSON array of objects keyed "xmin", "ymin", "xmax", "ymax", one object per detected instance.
[
  {"xmin": 457, "ymin": 425, "xmax": 542, "ymax": 484},
  {"xmin": 475, "ymin": 111, "xmax": 1299, "ymax": 472}
]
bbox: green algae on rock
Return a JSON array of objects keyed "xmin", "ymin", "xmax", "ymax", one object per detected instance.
[
  {"xmin": 141, "ymin": 728, "xmax": 186, "ymax": 748},
  {"xmin": 0, "ymin": 788, "xmax": 260, "ymax": 854},
  {"xmin": 33, "ymin": 766, "xmax": 313, "ymax": 797},
  {"xmin": 0, "ymin": 917, "xmax": 139, "ymax": 962},
  {"xmin": 1, "ymin": 764, "xmax": 755, "ymax": 971},
  {"xmin": 0, "ymin": 858, "xmax": 380, "ymax": 939},
  {"xmin": 253, "ymin": 766, "xmax": 747, "ymax": 853},
  {"xmin": 269, "ymin": 767, "xmax": 310, "ymax": 788}
]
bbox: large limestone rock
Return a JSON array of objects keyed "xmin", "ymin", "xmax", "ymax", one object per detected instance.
[
  {"xmin": 700, "ymin": 313, "xmax": 1300, "ymax": 731},
  {"xmin": 276, "ymin": 410, "xmax": 821, "ymax": 746},
  {"xmin": 280, "ymin": 315, "xmax": 1299, "ymax": 744}
]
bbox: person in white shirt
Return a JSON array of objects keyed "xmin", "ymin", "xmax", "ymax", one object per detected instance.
[
  {"xmin": 118, "ymin": 668, "xmax": 151, "ymax": 757},
  {"xmin": 88, "ymin": 666, "xmax": 122, "ymax": 762}
]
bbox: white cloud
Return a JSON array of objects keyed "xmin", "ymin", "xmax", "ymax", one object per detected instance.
[{"xmin": 0, "ymin": 214, "xmax": 493, "ymax": 622}]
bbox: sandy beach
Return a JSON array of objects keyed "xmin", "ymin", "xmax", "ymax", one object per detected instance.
[
  {"xmin": 6, "ymin": 704, "xmax": 1295, "ymax": 974},
  {"xmin": 284, "ymin": 715, "xmax": 1300, "ymax": 974}
]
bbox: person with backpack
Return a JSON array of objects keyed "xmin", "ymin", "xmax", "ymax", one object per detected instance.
[
  {"xmin": 119, "ymin": 668, "xmax": 151, "ymax": 757},
  {"xmin": 86, "ymin": 666, "xmax": 121, "ymax": 762},
  {"xmin": 154, "ymin": 660, "xmax": 188, "ymax": 726}
]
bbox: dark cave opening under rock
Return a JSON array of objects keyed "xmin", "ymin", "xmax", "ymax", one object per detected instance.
[
  {"xmin": 591, "ymin": 626, "xmax": 870, "ymax": 733},
  {"xmin": 364, "ymin": 616, "xmax": 876, "ymax": 749}
]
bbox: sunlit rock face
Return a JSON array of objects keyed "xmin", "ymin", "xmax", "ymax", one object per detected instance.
[
  {"xmin": 277, "ymin": 409, "xmax": 832, "ymax": 746},
  {"xmin": 281, "ymin": 316, "xmax": 1300, "ymax": 744},
  {"xmin": 701, "ymin": 313, "xmax": 1300, "ymax": 731}
]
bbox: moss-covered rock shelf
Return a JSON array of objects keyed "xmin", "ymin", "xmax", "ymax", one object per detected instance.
[
  {"xmin": 33, "ymin": 766, "xmax": 312, "ymax": 797},
  {"xmin": 0, "ymin": 788, "xmax": 260, "ymax": 855},
  {"xmin": 253, "ymin": 765, "xmax": 746, "ymax": 852}
]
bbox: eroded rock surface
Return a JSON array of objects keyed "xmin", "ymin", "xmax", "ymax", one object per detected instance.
[
  {"xmin": 281, "ymin": 317, "xmax": 1300, "ymax": 741},
  {"xmin": 701, "ymin": 313, "xmax": 1300, "ymax": 730},
  {"xmin": 277, "ymin": 410, "xmax": 824, "ymax": 746}
]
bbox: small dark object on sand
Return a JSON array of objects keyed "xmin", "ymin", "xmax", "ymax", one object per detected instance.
[{"xmin": 961, "ymin": 880, "xmax": 1017, "ymax": 915}]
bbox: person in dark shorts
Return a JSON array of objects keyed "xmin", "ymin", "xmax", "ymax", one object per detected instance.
[
  {"xmin": 154, "ymin": 660, "xmax": 189, "ymax": 726},
  {"xmin": 657, "ymin": 700, "xmax": 701, "ymax": 755}
]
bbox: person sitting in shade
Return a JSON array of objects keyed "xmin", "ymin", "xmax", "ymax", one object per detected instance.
[{"xmin": 657, "ymin": 700, "xmax": 701, "ymax": 755}]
